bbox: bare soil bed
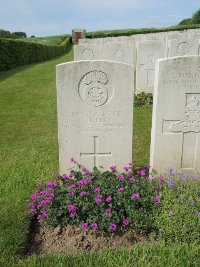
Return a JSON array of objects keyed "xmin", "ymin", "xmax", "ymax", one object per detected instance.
[{"xmin": 26, "ymin": 219, "xmax": 150, "ymax": 255}]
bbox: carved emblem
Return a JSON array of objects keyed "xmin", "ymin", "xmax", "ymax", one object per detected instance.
[
  {"xmin": 177, "ymin": 42, "xmax": 190, "ymax": 56},
  {"xmin": 169, "ymin": 96, "xmax": 200, "ymax": 133},
  {"xmin": 79, "ymin": 70, "xmax": 113, "ymax": 107},
  {"xmin": 82, "ymin": 48, "xmax": 94, "ymax": 60},
  {"xmin": 115, "ymin": 50, "xmax": 123, "ymax": 60}
]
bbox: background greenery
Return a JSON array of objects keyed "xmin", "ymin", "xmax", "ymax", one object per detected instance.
[{"xmin": 0, "ymin": 37, "xmax": 71, "ymax": 71}]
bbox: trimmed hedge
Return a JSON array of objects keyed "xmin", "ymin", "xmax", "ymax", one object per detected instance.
[
  {"xmin": 0, "ymin": 36, "xmax": 71, "ymax": 71},
  {"xmin": 86, "ymin": 24, "xmax": 200, "ymax": 38}
]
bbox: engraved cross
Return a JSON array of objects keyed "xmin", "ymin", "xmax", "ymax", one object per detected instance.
[
  {"xmin": 80, "ymin": 136, "xmax": 112, "ymax": 168},
  {"xmin": 139, "ymin": 54, "xmax": 155, "ymax": 86}
]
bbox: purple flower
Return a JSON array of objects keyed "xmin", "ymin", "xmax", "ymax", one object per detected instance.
[
  {"xmin": 159, "ymin": 178, "xmax": 165, "ymax": 184},
  {"xmin": 94, "ymin": 187, "xmax": 100, "ymax": 193},
  {"xmin": 62, "ymin": 174, "xmax": 68, "ymax": 178},
  {"xmin": 87, "ymin": 179, "xmax": 92, "ymax": 184},
  {"xmin": 81, "ymin": 223, "xmax": 88, "ymax": 229},
  {"xmin": 129, "ymin": 170, "xmax": 134, "ymax": 175},
  {"xmin": 109, "ymin": 223, "xmax": 117, "ymax": 231},
  {"xmin": 43, "ymin": 210, "xmax": 48, "ymax": 217},
  {"xmin": 95, "ymin": 199, "xmax": 102, "ymax": 205},
  {"xmin": 37, "ymin": 214, "xmax": 42, "ymax": 221},
  {"xmin": 129, "ymin": 177, "xmax": 136, "ymax": 182},
  {"xmin": 46, "ymin": 181, "xmax": 57, "ymax": 187},
  {"xmin": 80, "ymin": 191, "xmax": 87, "ymax": 197},
  {"xmin": 70, "ymin": 184, "xmax": 76, "ymax": 189},
  {"xmin": 77, "ymin": 179, "xmax": 87, "ymax": 186},
  {"xmin": 82, "ymin": 167, "xmax": 88, "ymax": 173},
  {"xmin": 106, "ymin": 196, "xmax": 112, "ymax": 202},
  {"xmin": 110, "ymin": 165, "xmax": 117, "ymax": 171},
  {"xmin": 91, "ymin": 223, "xmax": 98, "ymax": 230},
  {"xmin": 122, "ymin": 218, "xmax": 129, "ymax": 226},
  {"xmin": 168, "ymin": 181, "xmax": 174, "ymax": 187},
  {"xmin": 145, "ymin": 164, "xmax": 151, "ymax": 169},
  {"xmin": 154, "ymin": 197, "xmax": 161, "ymax": 204},
  {"xmin": 67, "ymin": 204, "xmax": 77, "ymax": 211},
  {"xmin": 118, "ymin": 188, "xmax": 124, "ymax": 192},
  {"xmin": 29, "ymin": 208, "xmax": 35, "ymax": 214},
  {"xmin": 118, "ymin": 175, "xmax": 125, "ymax": 181},
  {"xmin": 132, "ymin": 193, "xmax": 140, "ymax": 199},
  {"xmin": 69, "ymin": 173, "xmax": 75, "ymax": 179},
  {"xmin": 146, "ymin": 176, "xmax": 151, "ymax": 181},
  {"xmin": 195, "ymin": 211, "xmax": 200, "ymax": 216},
  {"xmin": 69, "ymin": 211, "xmax": 77, "ymax": 217},
  {"xmin": 70, "ymin": 157, "xmax": 75, "ymax": 163},
  {"xmin": 140, "ymin": 169, "xmax": 146, "ymax": 176},
  {"xmin": 96, "ymin": 194, "xmax": 103, "ymax": 199},
  {"xmin": 168, "ymin": 168, "xmax": 174, "ymax": 175},
  {"xmin": 29, "ymin": 202, "xmax": 34, "ymax": 208},
  {"xmin": 105, "ymin": 209, "xmax": 112, "ymax": 216},
  {"xmin": 86, "ymin": 173, "xmax": 92, "ymax": 178},
  {"xmin": 124, "ymin": 166, "xmax": 129, "ymax": 171},
  {"xmin": 129, "ymin": 162, "xmax": 134, "ymax": 166}
]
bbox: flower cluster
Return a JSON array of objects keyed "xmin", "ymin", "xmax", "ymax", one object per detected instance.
[{"xmin": 28, "ymin": 160, "xmax": 157, "ymax": 232}]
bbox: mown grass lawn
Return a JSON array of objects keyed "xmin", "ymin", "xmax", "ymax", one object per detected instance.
[{"xmin": 0, "ymin": 46, "xmax": 199, "ymax": 267}]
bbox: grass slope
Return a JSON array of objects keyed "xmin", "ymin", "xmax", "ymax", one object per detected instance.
[
  {"xmin": 18, "ymin": 35, "xmax": 68, "ymax": 45},
  {"xmin": 0, "ymin": 46, "xmax": 199, "ymax": 266}
]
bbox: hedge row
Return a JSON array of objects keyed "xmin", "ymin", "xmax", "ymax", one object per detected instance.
[
  {"xmin": 86, "ymin": 24, "xmax": 200, "ymax": 38},
  {"xmin": 0, "ymin": 36, "xmax": 71, "ymax": 71}
]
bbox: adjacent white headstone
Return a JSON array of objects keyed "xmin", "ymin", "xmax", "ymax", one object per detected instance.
[
  {"xmin": 168, "ymin": 38, "xmax": 199, "ymax": 57},
  {"xmin": 150, "ymin": 56, "xmax": 200, "ymax": 174},
  {"xmin": 74, "ymin": 43, "xmax": 136, "ymax": 66},
  {"xmin": 56, "ymin": 61, "xmax": 134, "ymax": 173},
  {"xmin": 136, "ymin": 41, "xmax": 166, "ymax": 94}
]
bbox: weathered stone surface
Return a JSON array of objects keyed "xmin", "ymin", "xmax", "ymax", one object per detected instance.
[
  {"xmin": 56, "ymin": 61, "xmax": 134, "ymax": 173},
  {"xmin": 136, "ymin": 40, "xmax": 166, "ymax": 94},
  {"xmin": 150, "ymin": 56, "xmax": 200, "ymax": 174},
  {"xmin": 74, "ymin": 43, "xmax": 136, "ymax": 66},
  {"xmin": 168, "ymin": 38, "xmax": 199, "ymax": 57}
]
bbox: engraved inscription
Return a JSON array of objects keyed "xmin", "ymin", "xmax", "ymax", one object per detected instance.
[
  {"xmin": 177, "ymin": 42, "xmax": 190, "ymax": 56},
  {"xmin": 82, "ymin": 48, "xmax": 94, "ymax": 60},
  {"xmin": 65, "ymin": 110, "xmax": 127, "ymax": 134},
  {"xmin": 169, "ymin": 96, "xmax": 200, "ymax": 133},
  {"xmin": 163, "ymin": 94, "xmax": 200, "ymax": 169},
  {"xmin": 79, "ymin": 70, "xmax": 114, "ymax": 107}
]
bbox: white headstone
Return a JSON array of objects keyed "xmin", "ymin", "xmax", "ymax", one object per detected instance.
[
  {"xmin": 150, "ymin": 56, "xmax": 200, "ymax": 174},
  {"xmin": 56, "ymin": 61, "xmax": 134, "ymax": 173},
  {"xmin": 168, "ymin": 38, "xmax": 199, "ymax": 57},
  {"xmin": 74, "ymin": 43, "xmax": 136, "ymax": 66},
  {"xmin": 74, "ymin": 45, "xmax": 100, "ymax": 61},
  {"xmin": 136, "ymin": 41, "xmax": 166, "ymax": 94}
]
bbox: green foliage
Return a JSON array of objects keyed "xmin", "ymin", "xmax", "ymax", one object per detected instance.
[
  {"xmin": 86, "ymin": 24, "xmax": 200, "ymax": 39},
  {"xmin": 29, "ymin": 162, "xmax": 154, "ymax": 232},
  {"xmin": 0, "ymin": 37, "xmax": 71, "ymax": 71},
  {"xmin": 12, "ymin": 31, "xmax": 27, "ymax": 38},
  {"xmin": 134, "ymin": 92, "xmax": 153, "ymax": 107},
  {"xmin": 21, "ymin": 34, "xmax": 69, "ymax": 45},
  {"xmin": 0, "ymin": 29, "xmax": 14, "ymax": 38},
  {"xmin": 191, "ymin": 8, "xmax": 200, "ymax": 24},
  {"xmin": 152, "ymin": 172, "xmax": 200, "ymax": 243},
  {"xmin": 178, "ymin": 18, "xmax": 192, "ymax": 25}
]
